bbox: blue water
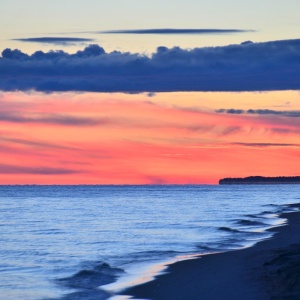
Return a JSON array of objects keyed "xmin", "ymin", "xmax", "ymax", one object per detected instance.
[{"xmin": 0, "ymin": 185, "xmax": 299, "ymax": 300}]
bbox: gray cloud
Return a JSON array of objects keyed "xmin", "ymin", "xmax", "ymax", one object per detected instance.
[
  {"xmin": 232, "ymin": 142, "xmax": 300, "ymax": 147},
  {"xmin": 0, "ymin": 136, "xmax": 79, "ymax": 150},
  {"xmin": 0, "ymin": 163, "xmax": 81, "ymax": 175},
  {"xmin": 1, "ymin": 39, "xmax": 300, "ymax": 92},
  {"xmin": 13, "ymin": 37, "xmax": 94, "ymax": 45},
  {"xmin": 216, "ymin": 109, "xmax": 300, "ymax": 117},
  {"xmin": 220, "ymin": 126, "xmax": 241, "ymax": 135},
  {"xmin": 100, "ymin": 28, "xmax": 251, "ymax": 35},
  {"xmin": 0, "ymin": 112, "xmax": 103, "ymax": 126}
]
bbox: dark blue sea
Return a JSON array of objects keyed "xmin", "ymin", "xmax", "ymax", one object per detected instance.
[{"xmin": 0, "ymin": 185, "xmax": 299, "ymax": 300}]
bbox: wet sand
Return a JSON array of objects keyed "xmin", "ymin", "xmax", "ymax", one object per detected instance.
[{"xmin": 120, "ymin": 204, "xmax": 300, "ymax": 300}]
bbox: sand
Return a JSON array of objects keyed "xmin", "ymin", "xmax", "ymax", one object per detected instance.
[{"xmin": 120, "ymin": 204, "xmax": 300, "ymax": 300}]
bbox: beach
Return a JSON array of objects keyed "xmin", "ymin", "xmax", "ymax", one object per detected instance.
[{"xmin": 121, "ymin": 204, "xmax": 300, "ymax": 300}]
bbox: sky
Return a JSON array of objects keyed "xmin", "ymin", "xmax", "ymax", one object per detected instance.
[{"xmin": 0, "ymin": 0, "xmax": 300, "ymax": 184}]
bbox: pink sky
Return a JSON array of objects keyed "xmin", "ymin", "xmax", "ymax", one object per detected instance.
[{"xmin": 0, "ymin": 91, "xmax": 299, "ymax": 184}]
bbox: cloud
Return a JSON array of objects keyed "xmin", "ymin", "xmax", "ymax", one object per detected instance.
[
  {"xmin": 0, "ymin": 163, "xmax": 80, "ymax": 174},
  {"xmin": 0, "ymin": 111, "xmax": 103, "ymax": 126},
  {"xmin": 232, "ymin": 142, "xmax": 300, "ymax": 147},
  {"xmin": 220, "ymin": 126, "xmax": 241, "ymax": 135},
  {"xmin": 100, "ymin": 28, "xmax": 250, "ymax": 35},
  {"xmin": 1, "ymin": 39, "xmax": 300, "ymax": 92},
  {"xmin": 147, "ymin": 92, "xmax": 156, "ymax": 97},
  {"xmin": 216, "ymin": 109, "xmax": 300, "ymax": 117},
  {"xmin": 13, "ymin": 37, "xmax": 95, "ymax": 45},
  {"xmin": 0, "ymin": 136, "xmax": 78, "ymax": 150}
]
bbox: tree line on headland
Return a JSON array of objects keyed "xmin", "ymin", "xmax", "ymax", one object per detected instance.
[{"xmin": 219, "ymin": 176, "xmax": 300, "ymax": 185}]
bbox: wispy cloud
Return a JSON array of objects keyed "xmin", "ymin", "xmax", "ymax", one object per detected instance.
[
  {"xmin": 0, "ymin": 163, "xmax": 81, "ymax": 175},
  {"xmin": 1, "ymin": 39, "xmax": 300, "ymax": 92},
  {"xmin": 232, "ymin": 142, "xmax": 300, "ymax": 147},
  {"xmin": 0, "ymin": 136, "xmax": 79, "ymax": 150},
  {"xmin": 0, "ymin": 112, "xmax": 103, "ymax": 126},
  {"xmin": 100, "ymin": 28, "xmax": 251, "ymax": 35},
  {"xmin": 13, "ymin": 37, "xmax": 94, "ymax": 45},
  {"xmin": 216, "ymin": 109, "xmax": 300, "ymax": 117}
]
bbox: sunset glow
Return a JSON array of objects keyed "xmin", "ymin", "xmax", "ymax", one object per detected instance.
[{"xmin": 0, "ymin": 91, "xmax": 299, "ymax": 184}]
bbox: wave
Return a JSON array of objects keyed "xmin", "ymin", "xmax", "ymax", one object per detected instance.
[
  {"xmin": 236, "ymin": 219, "xmax": 267, "ymax": 226},
  {"xmin": 203, "ymin": 239, "xmax": 247, "ymax": 251},
  {"xmin": 245, "ymin": 214, "xmax": 262, "ymax": 218},
  {"xmin": 47, "ymin": 262, "xmax": 125, "ymax": 300},
  {"xmin": 47, "ymin": 289, "xmax": 111, "ymax": 300},
  {"xmin": 218, "ymin": 226, "xmax": 241, "ymax": 233},
  {"xmin": 125, "ymin": 250, "xmax": 182, "ymax": 262},
  {"xmin": 196, "ymin": 243, "xmax": 217, "ymax": 252}
]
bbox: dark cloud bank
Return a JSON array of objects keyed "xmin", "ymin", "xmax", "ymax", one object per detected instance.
[
  {"xmin": 1, "ymin": 39, "xmax": 300, "ymax": 93},
  {"xmin": 13, "ymin": 37, "xmax": 94, "ymax": 45},
  {"xmin": 100, "ymin": 28, "xmax": 249, "ymax": 34},
  {"xmin": 217, "ymin": 109, "xmax": 300, "ymax": 117}
]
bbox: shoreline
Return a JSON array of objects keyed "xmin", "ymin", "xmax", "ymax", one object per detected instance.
[{"xmin": 119, "ymin": 204, "xmax": 300, "ymax": 300}]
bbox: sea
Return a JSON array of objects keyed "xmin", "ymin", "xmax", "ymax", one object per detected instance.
[{"xmin": 0, "ymin": 184, "xmax": 299, "ymax": 300}]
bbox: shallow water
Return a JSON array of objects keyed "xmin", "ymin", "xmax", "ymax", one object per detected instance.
[{"xmin": 0, "ymin": 185, "xmax": 299, "ymax": 300}]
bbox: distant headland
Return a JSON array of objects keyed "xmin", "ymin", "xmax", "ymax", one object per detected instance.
[{"xmin": 219, "ymin": 176, "xmax": 300, "ymax": 185}]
